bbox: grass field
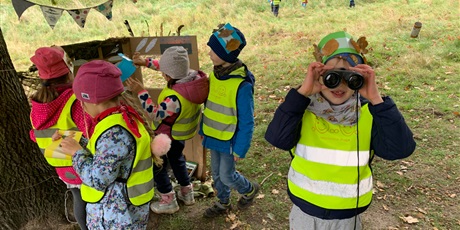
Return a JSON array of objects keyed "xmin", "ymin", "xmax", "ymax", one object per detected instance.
[{"xmin": 1, "ymin": 0, "xmax": 459, "ymax": 229}]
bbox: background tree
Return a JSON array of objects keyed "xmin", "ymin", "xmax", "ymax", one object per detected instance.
[{"xmin": 0, "ymin": 28, "xmax": 66, "ymax": 229}]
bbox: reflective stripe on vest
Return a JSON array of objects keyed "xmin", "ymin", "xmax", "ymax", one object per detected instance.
[
  {"xmin": 152, "ymin": 87, "xmax": 201, "ymax": 140},
  {"xmin": 288, "ymin": 104, "xmax": 373, "ymax": 210},
  {"xmin": 81, "ymin": 114, "xmax": 154, "ymax": 206},
  {"xmin": 202, "ymin": 68, "xmax": 245, "ymax": 141},
  {"xmin": 32, "ymin": 94, "xmax": 79, "ymax": 167}
]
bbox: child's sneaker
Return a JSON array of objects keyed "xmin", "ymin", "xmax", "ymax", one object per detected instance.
[
  {"xmin": 237, "ymin": 182, "xmax": 260, "ymax": 209},
  {"xmin": 150, "ymin": 191, "xmax": 179, "ymax": 214},
  {"xmin": 203, "ymin": 202, "xmax": 232, "ymax": 218},
  {"xmin": 177, "ymin": 184, "xmax": 195, "ymax": 205}
]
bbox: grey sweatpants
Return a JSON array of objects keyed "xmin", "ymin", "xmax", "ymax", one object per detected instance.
[
  {"xmin": 69, "ymin": 188, "xmax": 87, "ymax": 230},
  {"xmin": 289, "ymin": 205, "xmax": 362, "ymax": 230}
]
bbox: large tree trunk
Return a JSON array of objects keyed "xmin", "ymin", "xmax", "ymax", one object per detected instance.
[{"xmin": 0, "ymin": 28, "xmax": 65, "ymax": 229}]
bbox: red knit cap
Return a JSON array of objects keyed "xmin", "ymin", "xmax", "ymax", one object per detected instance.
[
  {"xmin": 30, "ymin": 47, "xmax": 70, "ymax": 79},
  {"xmin": 73, "ymin": 60, "xmax": 124, "ymax": 104}
]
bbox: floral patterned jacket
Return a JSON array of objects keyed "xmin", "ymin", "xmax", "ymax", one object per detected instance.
[{"xmin": 73, "ymin": 126, "xmax": 149, "ymax": 229}]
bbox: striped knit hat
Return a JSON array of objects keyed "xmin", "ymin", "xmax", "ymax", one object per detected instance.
[{"xmin": 317, "ymin": 31, "xmax": 365, "ymax": 66}]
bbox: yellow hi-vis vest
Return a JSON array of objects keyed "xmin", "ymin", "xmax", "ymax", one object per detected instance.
[
  {"xmin": 153, "ymin": 87, "xmax": 201, "ymax": 140},
  {"xmin": 32, "ymin": 94, "xmax": 79, "ymax": 167},
  {"xmin": 81, "ymin": 113, "xmax": 154, "ymax": 206},
  {"xmin": 272, "ymin": 0, "xmax": 281, "ymax": 5},
  {"xmin": 202, "ymin": 68, "xmax": 245, "ymax": 141},
  {"xmin": 288, "ymin": 104, "xmax": 373, "ymax": 210}
]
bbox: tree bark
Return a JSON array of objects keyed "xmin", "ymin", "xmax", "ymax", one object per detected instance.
[{"xmin": 0, "ymin": 28, "xmax": 65, "ymax": 229}]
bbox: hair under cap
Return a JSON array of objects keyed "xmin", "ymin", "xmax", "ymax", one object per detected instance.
[
  {"xmin": 207, "ymin": 23, "xmax": 246, "ymax": 63},
  {"xmin": 318, "ymin": 31, "xmax": 365, "ymax": 66},
  {"xmin": 72, "ymin": 60, "xmax": 124, "ymax": 104},
  {"xmin": 30, "ymin": 47, "xmax": 70, "ymax": 80},
  {"xmin": 159, "ymin": 46, "xmax": 190, "ymax": 79}
]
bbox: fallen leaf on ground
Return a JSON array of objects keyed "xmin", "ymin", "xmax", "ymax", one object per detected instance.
[
  {"xmin": 229, "ymin": 221, "xmax": 241, "ymax": 230},
  {"xmin": 400, "ymin": 215, "xmax": 419, "ymax": 224},
  {"xmin": 226, "ymin": 213, "xmax": 237, "ymax": 221},
  {"xmin": 416, "ymin": 207, "xmax": 427, "ymax": 214}
]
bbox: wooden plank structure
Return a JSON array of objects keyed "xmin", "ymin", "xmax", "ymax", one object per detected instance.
[{"xmin": 61, "ymin": 36, "xmax": 207, "ymax": 181}]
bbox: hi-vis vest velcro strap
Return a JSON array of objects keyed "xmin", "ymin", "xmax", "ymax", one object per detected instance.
[
  {"xmin": 81, "ymin": 113, "xmax": 154, "ymax": 206},
  {"xmin": 33, "ymin": 94, "xmax": 78, "ymax": 167},
  {"xmin": 153, "ymin": 87, "xmax": 201, "ymax": 140},
  {"xmin": 202, "ymin": 69, "xmax": 245, "ymax": 141},
  {"xmin": 288, "ymin": 104, "xmax": 374, "ymax": 210}
]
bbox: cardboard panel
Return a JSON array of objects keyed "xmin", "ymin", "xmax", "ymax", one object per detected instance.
[
  {"xmin": 128, "ymin": 36, "xmax": 199, "ymax": 69},
  {"xmin": 128, "ymin": 36, "xmax": 199, "ymax": 84}
]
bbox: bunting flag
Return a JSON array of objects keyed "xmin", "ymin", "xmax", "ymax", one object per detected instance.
[
  {"xmin": 67, "ymin": 8, "xmax": 91, "ymax": 28},
  {"xmin": 11, "ymin": 0, "xmax": 116, "ymax": 29},
  {"xmin": 93, "ymin": 0, "xmax": 113, "ymax": 21},
  {"xmin": 40, "ymin": 6, "xmax": 64, "ymax": 29},
  {"xmin": 11, "ymin": 0, "xmax": 35, "ymax": 19}
]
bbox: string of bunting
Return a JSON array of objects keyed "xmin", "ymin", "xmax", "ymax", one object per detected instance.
[{"xmin": 11, "ymin": 0, "xmax": 136, "ymax": 29}]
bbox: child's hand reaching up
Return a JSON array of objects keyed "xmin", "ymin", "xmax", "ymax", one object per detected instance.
[
  {"xmin": 132, "ymin": 52, "xmax": 145, "ymax": 67},
  {"xmin": 126, "ymin": 77, "xmax": 146, "ymax": 94}
]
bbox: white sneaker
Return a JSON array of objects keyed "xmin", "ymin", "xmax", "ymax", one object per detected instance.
[
  {"xmin": 150, "ymin": 191, "xmax": 179, "ymax": 214},
  {"xmin": 177, "ymin": 184, "xmax": 195, "ymax": 205}
]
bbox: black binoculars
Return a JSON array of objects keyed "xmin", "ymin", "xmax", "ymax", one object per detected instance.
[{"xmin": 322, "ymin": 69, "xmax": 364, "ymax": 90}]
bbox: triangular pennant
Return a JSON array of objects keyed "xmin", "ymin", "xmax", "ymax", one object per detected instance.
[
  {"xmin": 40, "ymin": 6, "xmax": 64, "ymax": 29},
  {"xmin": 67, "ymin": 8, "xmax": 91, "ymax": 28},
  {"xmin": 11, "ymin": 0, "xmax": 35, "ymax": 19},
  {"xmin": 94, "ymin": 0, "xmax": 113, "ymax": 21}
]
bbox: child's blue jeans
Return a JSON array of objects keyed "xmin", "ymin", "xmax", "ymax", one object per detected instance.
[{"xmin": 210, "ymin": 149, "xmax": 252, "ymax": 204}]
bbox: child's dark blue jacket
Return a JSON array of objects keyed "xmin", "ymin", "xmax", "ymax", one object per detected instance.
[
  {"xmin": 265, "ymin": 88, "xmax": 416, "ymax": 160},
  {"xmin": 265, "ymin": 88, "xmax": 416, "ymax": 219}
]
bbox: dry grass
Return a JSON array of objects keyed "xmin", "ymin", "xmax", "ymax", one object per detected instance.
[{"xmin": 3, "ymin": 0, "xmax": 459, "ymax": 229}]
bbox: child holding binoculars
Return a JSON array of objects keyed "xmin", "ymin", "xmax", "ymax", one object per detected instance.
[{"xmin": 264, "ymin": 31, "xmax": 416, "ymax": 229}]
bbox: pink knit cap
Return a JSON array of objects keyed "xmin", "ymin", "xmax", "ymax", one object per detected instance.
[
  {"xmin": 73, "ymin": 60, "xmax": 124, "ymax": 104},
  {"xmin": 30, "ymin": 47, "xmax": 70, "ymax": 79}
]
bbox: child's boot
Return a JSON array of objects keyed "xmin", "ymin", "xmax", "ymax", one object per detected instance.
[
  {"xmin": 203, "ymin": 201, "xmax": 232, "ymax": 218},
  {"xmin": 150, "ymin": 191, "xmax": 179, "ymax": 214},
  {"xmin": 177, "ymin": 184, "xmax": 195, "ymax": 205},
  {"xmin": 237, "ymin": 181, "xmax": 260, "ymax": 209}
]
